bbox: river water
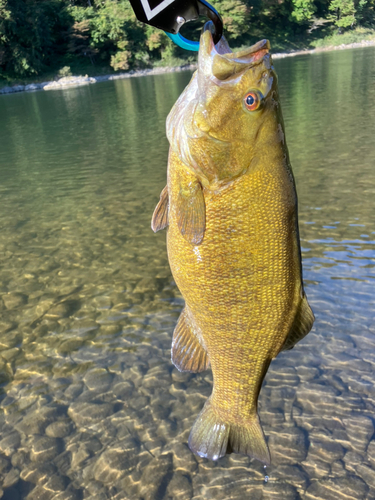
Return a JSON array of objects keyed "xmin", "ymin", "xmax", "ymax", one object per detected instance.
[{"xmin": 0, "ymin": 46, "xmax": 374, "ymax": 500}]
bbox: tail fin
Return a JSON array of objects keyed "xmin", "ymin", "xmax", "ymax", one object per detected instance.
[{"xmin": 188, "ymin": 398, "xmax": 270, "ymax": 464}]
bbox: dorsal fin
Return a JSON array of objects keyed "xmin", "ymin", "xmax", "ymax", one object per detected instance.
[
  {"xmin": 151, "ymin": 185, "xmax": 169, "ymax": 232},
  {"xmin": 281, "ymin": 294, "xmax": 315, "ymax": 352}
]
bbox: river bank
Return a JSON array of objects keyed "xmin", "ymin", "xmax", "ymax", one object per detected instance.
[{"xmin": 1, "ymin": 38, "xmax": 374, "ymax": 95}]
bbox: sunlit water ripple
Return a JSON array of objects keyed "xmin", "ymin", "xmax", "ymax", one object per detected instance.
[{"xmin": 0, "ymin": 46, "xmax": 374, "ymax": 500}]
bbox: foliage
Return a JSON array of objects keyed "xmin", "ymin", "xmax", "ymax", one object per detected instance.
[
  {"xmin": 311, "ymin": 24, "xmax": 375, "ymax": 44},
  {"xmin": 329, "ymin": 0, "xmax": 357, "ymax": 27},
  {"xmin": 67, "ymin": 19, "xmax": 97, "ymax": 62},
  {"xmin": 213, "ymin": 0, "xmax": 248, "ymax": 38},
  {"xmin": 291, "ymin": 0, "xmax": 317, "ymax": 22},
  {"xmin": 58, "ymin": 65, "xmax": 72, "ymax": 77},
  {"xmin": 1, "ymin": 0, "xmax": 375, "ymax": 81},
  {"xmin": 110, "ymin": 49, "xmax": 131, "ymax": 70},
  {"xmin": 328, "ymin": 0, "xmax": 375, "ymax": 28},
  {"xmin": 0, "ymin": 0, "xmax": 72, "ymax": 78}
]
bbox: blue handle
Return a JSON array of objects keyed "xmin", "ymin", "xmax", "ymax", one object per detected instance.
[{"xmin": 165, "ymin": 32, "xmax": 199, "ymax": 52}]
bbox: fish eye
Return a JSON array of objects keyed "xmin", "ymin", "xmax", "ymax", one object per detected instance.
[{"xmin": 244, "ymin": 91, "xmax": 262, "ymax": 111}]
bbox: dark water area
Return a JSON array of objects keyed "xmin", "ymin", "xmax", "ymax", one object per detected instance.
[{"xmin": 0, "ymin": 46, "xmax": 374, "ymax": 500}]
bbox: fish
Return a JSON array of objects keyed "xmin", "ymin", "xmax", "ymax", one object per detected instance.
[{"xmin": 151, "ymin": 21, "xmax": 314, "ymax": 464}]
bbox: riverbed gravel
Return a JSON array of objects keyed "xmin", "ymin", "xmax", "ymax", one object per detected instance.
[{"xmin": 0, "ymin": 186, "xmax": 374, "ymax": 500}]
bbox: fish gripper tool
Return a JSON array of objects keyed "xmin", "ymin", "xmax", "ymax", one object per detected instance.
[{"xmin": 128, "ymin": 0, "xmax": 223, "ymax": 51}]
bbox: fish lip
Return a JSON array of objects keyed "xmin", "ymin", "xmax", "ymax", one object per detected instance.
[
  {"xmin": 203, "ymin": 21, "xmax": 270, "ymax": 65},
  {"xmin": 227, "ymin": 39, "xmax": 270, "ymax": 62},
  {"xmin": 203, "ymin": 20, "xmax": 232, "ymax": 55}
]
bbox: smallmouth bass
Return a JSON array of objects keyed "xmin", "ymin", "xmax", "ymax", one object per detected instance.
[{"xmin": 152, "ymin": 22, "xmax": 314, "ymax": 464}]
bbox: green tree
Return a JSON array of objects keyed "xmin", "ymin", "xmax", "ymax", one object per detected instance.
[
  {"xmin": 354, "ymin": 0, "xmax": 375, "ymax": 25},
  {"xmin": 291, "ymin": 0, "xmax": 316, "ymax": 22},
  {"xmin": 212, "ymin": 0, "xmax": 248, "ymax": 39},
  {"xmin": 0, "ymin": 1, "xmax": 11, "ymax": 72},
  {"xmin": 328, "ymin": 0, "xmax": 375, "ymax": 28},
  {"xmin": 0, "ymin": 0, "xmax": 72, "ymax": 77},
  {"xmin": 86, "ymin": 0, "xmax": 147, "ymax": 69},
  {"xmin": 329, "ymin": 0, "xmax": 356, "ymax": 27},
  {"xmin": 1, "ymin": 0, "xmax": 375, "ymax": 81}
]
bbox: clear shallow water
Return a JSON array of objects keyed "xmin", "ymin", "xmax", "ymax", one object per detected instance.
[{"xmin": 0, "ymin": 47, "xmax": 374, "ymax": 500}]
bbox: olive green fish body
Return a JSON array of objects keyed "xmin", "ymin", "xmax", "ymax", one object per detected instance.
[{"xmin": 152, "ymin": 24, "xmax": 314, "ymax": 464}]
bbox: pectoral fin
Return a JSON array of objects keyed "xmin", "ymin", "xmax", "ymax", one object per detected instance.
[
  {"xmin": 281, "ymin": 294, "xmax": 315, "ymax": 352},
  {"xmin": 172, "ymin": 307, "xmax": 210, "ymax": 373},
  {"xmin": 151, "ymin": 185, "xmax": 169, "ymax": 232},
  {"xmin": 177, "ymin": 181, "xmax": 205, "ymax": 245}
]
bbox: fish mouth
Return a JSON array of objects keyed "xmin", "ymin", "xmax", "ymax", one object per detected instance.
[{"xmin": 202, "ymin": 21, "xmax": 270, "ymax": 81}]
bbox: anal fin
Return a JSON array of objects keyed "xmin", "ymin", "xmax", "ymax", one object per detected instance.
[
  {"xmin": 151, "ymin": 185, "xmax": 169, "ymax": 232},
  {"xmin": 172, "ymin": 307, "xmax": 209, "ymax": 373},
  {"xmin": 177, "ymin": 181, "xmax": 205, "ymax": 245},
  {"xmin": 281, "ymin": 293, "xmax": 315, "ymax": 352}
]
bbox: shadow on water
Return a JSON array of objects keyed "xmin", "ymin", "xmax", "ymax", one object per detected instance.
[{"xmin": 0, "ymin": 47, "xmax": 374, "ymax": 499}]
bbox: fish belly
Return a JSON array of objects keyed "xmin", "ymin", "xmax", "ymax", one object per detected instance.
[{"xmin": 167, "ymin": 153, "xmax": 302, "ymax": 423}]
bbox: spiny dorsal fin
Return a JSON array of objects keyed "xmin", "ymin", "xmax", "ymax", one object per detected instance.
[
  {"xmin": 151, "ymin": 185, "xmax": 169, "ymax": 232},
  {"xmin": 281, "ymin": 294, "xmax": 315, "ymax": 352},
  {"xmin": 172, "ymin": 307, "xmax": 210, "ymax": 373},
  {"xmin": 177, "ymin": 181, "xmax": 205, "ymax": 245}
]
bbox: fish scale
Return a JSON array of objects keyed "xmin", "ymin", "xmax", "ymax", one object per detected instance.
[{"xmin": 152, "ymin": 23, "xmax": 314, "ymax": 464}]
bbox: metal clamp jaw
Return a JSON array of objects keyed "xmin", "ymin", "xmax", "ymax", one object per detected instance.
[{"xmin": 129, "ymin": 0, "xmax": 223, "ymax": 51}]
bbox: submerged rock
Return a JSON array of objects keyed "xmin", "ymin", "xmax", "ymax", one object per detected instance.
[
  {"xmin": 30, "ymin": 436, "xmax": 63, "ymax": 462},
  {"xmin": 2, "ymin": 467, "xmax": 20, "ymax": 488},
  {"xmin": 45, "ymin": 420, "xmax": 73, "ymax": 439},
  {"xmin": 138, "ymin": 453, "xmax": 173, "ymax": 500},
  {"xmin": 356, "ymin": 464, "xmax": 375, "ymax": 489},
  {"xmin": 68, "ymin": 402, "xmax": 115, "ymax": 427},
  {"xmin": 262, "ymin": 481, "xmax": 299, "ymax": 500},
  {"xmin": 268, "ymin": 427, "xmax": 308, "ymax": 465},
  {"xmin": 2, "ymin": 293, "xmax": 27, "ymax": 310},
  {"xmin": 166, "ymin": 471, "xmax": 193, "ymax": 500},
  {"xmin": 343, "ymin": 416, "xmax": 374, "ymax": 453},
  {"xmin": 308, "ymin": 430, "xmax": 345, "ymax": 463},
  {"xmin": 304, "ymin": 475, "xmax": 368, "ymax": 500},
  {"xmin": 20, "ymin": 462, "xmax": 58, "ymax": 484},
  {"xmin": 93, "ymin": 444, "xmax": 141, "ymax": 484},
  {"xmin": 0, "ymin": 432, "xmax": 21, "ymax": 456},
  {"xmin": 83, "ymin": 368, "xmax": 113, "ymax": 392}
]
